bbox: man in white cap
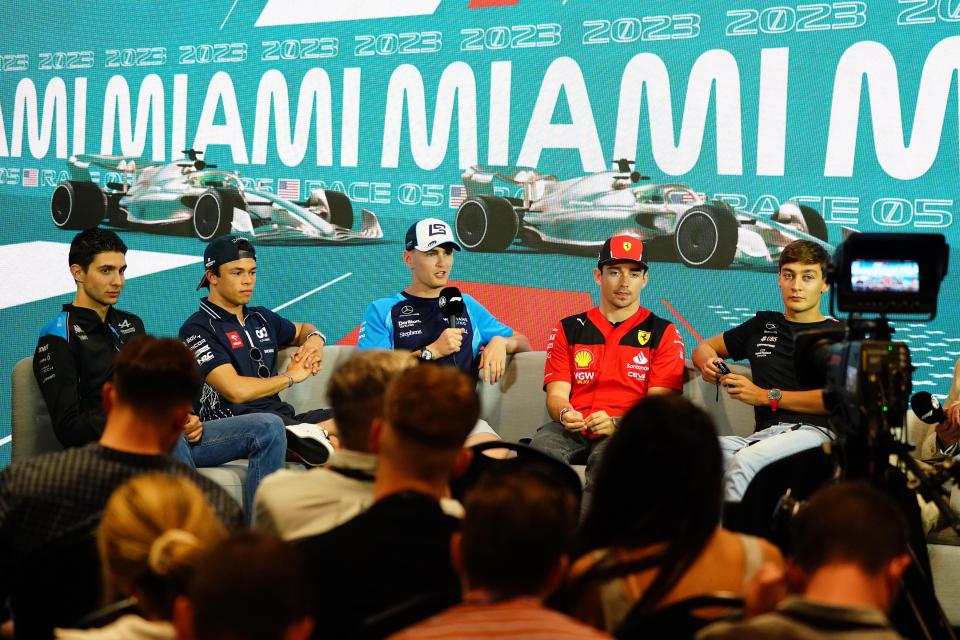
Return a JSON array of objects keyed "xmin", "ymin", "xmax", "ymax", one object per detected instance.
[
  {"xmin": 358, "ymin": 218, "xmax": 530, "ymax": 445},
  {"xmin": 358, "ymin": 217, "xmax": 529, "ymax": 383},
  {"xmin": 533, "ymin": 235, "xmax": 685, "ymax": 514}
]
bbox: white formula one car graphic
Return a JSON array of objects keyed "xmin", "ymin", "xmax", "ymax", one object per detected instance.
[
  {"xmin": 50, "ymin": 150, "xmax": 383, "ymax": 244},
  {"xmin": 453, "ymin": 160, "xmax": 834, "ymax": 269}
]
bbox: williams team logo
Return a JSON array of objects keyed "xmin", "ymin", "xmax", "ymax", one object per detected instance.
[
  {"xmin": 226, "ymin": 331, "xmax": 244, "ymax": 349},
  {"xmin": 574, "ymin": 349, "xmax": 594, "ymax": 369},
  {"xmin": 637, "ymin": 330, "xmax": 651, "ymax": 346}
]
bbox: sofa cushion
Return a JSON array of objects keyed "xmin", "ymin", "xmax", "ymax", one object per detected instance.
[
  {"xmin": 278, "ymin": 345, "xmax": 356, "ymax": 410},
  {"xmin": 11, "ymin": 357, "xmax": 61, "ymax": 462}
]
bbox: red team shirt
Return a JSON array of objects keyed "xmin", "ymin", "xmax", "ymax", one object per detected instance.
[{"xmin": 544, "ymin": 307, "xmax": 685, "ymax": 430}]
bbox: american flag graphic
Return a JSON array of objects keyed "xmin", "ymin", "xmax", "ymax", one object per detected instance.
[
  {"xmin": 22, "ymin": 168, "xmax": 39, "ymax": 187},
  {"xmin": 277, "ymin": 178, "xmax": 301, "ymax": 200},
  {"xmin": 449, "ymin": 185, "xmax": 467, "ymax": 209}
]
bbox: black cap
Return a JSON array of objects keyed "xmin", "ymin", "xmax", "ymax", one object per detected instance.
[{"xmin": 196, "ymin": 235, "xmax": 256, "ymax": 290}]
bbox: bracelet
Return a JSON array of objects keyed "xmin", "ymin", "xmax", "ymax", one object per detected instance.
[
  {"xmin": 559, "ymin": 407, "xmax": 572, "ymax": 423},
  {"xmin": 283, "ymin": 373, "xmax": 294, "ymax": 388},
  {"xmin": 305, "ymin": 329, "xmax": 326, "ymax": 343}
]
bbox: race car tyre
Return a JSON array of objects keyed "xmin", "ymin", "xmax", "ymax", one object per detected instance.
[
  {"xmin": 799, "ymin": 205, "xmax": 829, "ymax": 242},
  {"xmin": 193, "ymin": 188, "xmax": 243, "ymax": 241},
  {"xmin": 323, "ymin": 190, "xmax": 354, "ymax": 229},
  {"xmin": 106, "ymin": 195, "xmax": 128, "ymax": 227},
  {"xmin": 674, "ymin": 204, "xmax": 738, "ymax": 268},
  {"xmin": 51, "ymin": 180, "xmax": 106, "ymax": 230},
  {"xmin": 455, "ymin": 196, "xmax": 518, "ymax": 252}
]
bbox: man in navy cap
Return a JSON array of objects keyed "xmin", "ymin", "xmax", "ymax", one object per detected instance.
[
  {"xmin": 179, "ymin": 235, "xmax": 334, "ymax": 465},
  {"xmin": 533, "ymin": 234, "xmax": 685, "ymax": 514},
  {"xmin": 358, "ymin": 218, "xmax": 529, "ymax": 383}
]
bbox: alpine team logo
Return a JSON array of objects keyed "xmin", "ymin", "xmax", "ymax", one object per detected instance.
[
  {"xmin": 574, "ymin": 349, "xmax": 594, "ymax": 369},
  {"xmin": 226, "ymin": 331, "xmax": 244, "ymax": 349}
]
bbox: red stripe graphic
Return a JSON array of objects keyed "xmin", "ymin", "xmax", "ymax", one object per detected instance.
[{"xmin": 661, "ymin": 299, "xmax": 703, "ymax": 343}]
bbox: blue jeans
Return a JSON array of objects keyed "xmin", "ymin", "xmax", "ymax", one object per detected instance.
[
  {"xmin": 720, "ymin": 422, "xmax": 834, "ymax": 503},
  {"xmin": 171, "ymin": 413, "xmax": 286, "ymax": 515},
  {"xmin": 530, "ymin": 421, "xmax": 610, "ymax": 519}
]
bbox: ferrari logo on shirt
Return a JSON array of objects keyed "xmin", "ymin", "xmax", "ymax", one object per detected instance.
[
  {"xmin": 226, "ymin": 331, "xmax": 244, "ymax": 349},
  {"xmin": 637, "ymin": 330, "xmax": 651, "ymax": 346},
  {"xmin": 574, "ymin": 349, "xmax": 594, "ymax": 369}
]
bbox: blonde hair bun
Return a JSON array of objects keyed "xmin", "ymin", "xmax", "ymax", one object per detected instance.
[{"xmin": 148, "ymin": 528, "xmax": 202, "ymax": 576}]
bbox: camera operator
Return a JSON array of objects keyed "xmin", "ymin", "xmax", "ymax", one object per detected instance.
[{"xmin": 693, "ymin": 240, "xmax": 837, "ymax": 503}]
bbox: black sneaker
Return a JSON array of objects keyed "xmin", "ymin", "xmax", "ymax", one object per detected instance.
[{"xmin": 284, "ymin": 423, "xmax": 335, "ymax": 467}]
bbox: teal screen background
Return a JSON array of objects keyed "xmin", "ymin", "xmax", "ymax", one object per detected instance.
[{"xmin": 1, "ymin": 0, "xmax": 958, "ymax": 466}]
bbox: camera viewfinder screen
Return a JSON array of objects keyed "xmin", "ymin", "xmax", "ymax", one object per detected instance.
[{"xmin": 851, "ymin": 260, "xmax": 920, "ymax": 293}]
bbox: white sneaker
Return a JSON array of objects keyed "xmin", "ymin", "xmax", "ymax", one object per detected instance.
[{"xmin": 284, "ymin": 423, "xmax": 335, "ymax": 467}]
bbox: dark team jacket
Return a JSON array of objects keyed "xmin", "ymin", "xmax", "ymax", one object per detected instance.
[
  {"xmin": 179, "ymin": 297, "xmax": 298, "ymax": 421},
  {"xmin": 544, "ymin": 307, "xmax": 685, "ymax": 431},
  {"xmin": 723, "ymin": 310, "xmax": 838, "ymax": 432},
  {"xmin": 33, "ymin": 304, "xmax": 145, "ymax": 447}
]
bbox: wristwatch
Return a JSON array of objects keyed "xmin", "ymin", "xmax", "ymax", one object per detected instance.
[
  {"xmin": 419, "ymin": 348, "xmax": 434, "ymax": 361},
  {"xmin": 768, "ymin": 388, "xmax": 782, "ymax": 412}
]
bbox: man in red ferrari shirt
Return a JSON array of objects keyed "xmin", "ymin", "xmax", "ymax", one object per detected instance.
[{"xmin": 532, "ymin": 235, "xmax": 685, "ymax": 514}]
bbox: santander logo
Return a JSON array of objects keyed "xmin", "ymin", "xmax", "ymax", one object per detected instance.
[{"xmin": 632, "ymin": 351, "xmax": 648, "ymax": 366}]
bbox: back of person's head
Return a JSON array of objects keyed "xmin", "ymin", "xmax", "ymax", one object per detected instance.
[
  {"xmin": 178, "ymin": 532, "xmax": 313, "ymax": 640},
  {"xmin": 69, "ymin": 227, "xmax": 128, "ymax": 271},
  {"xmin": 327, "ymin": 350, "xmax": 417, "ymax": 451},
  {"xmin": 792, "ymin": 482, "xmax": 908, "ymax": 576},
  {"xmin": 459, "ymin": 466, "xmax": 578, "ymax": 599},
  {"xmin": 112, "ymin": 336, "xmax": 202, "ymax": 418},
  {"xmin": 577, "ymin": 395, "xmax": 723, "ymax": 612},
  {"xmin": 779, "ymin": 239, "xmax": 830, "ymax": 276},
  {"xmin": 98, "ymin": 473, "xmax": 226, "ymax": 619},
  {"xmin": 381, "ymin": 365, "xmax": 479, "ymax": 479}
]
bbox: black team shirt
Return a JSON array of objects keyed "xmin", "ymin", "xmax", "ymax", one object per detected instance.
[{"xmin": 723, "ymin": 311, "xmax": 838, "ymax": 432}]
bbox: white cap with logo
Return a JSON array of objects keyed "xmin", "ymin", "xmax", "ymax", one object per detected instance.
[{"xmin": 405, "ymin": 218, "xmax": 462, "ymax": 252}]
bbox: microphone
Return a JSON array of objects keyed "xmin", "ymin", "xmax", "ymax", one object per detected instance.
[
  {"xmin": 438, "ymin": 287, "xmax": 465, "ymax": 329},
  {"xmin": 911, "ymin": 391, "xmax": 946, "ymax": 425}
]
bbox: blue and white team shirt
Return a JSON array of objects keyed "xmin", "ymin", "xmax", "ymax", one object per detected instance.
[{"xmin": 358, "ymin": 292, "xmax": 513, "ymax": 375}]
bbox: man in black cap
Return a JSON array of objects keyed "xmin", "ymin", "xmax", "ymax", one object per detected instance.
[
  {"xmin": 179, "ymin": 235, "xmax": 334, "ymax": 465},
  {"xmin": 533, "ymin": 234, "xmax": 684, "ymax": 514}
]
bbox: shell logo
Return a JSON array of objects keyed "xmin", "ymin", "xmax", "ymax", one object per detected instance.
[{"xmin": 574, "ymin": 349, "xmax": 594, "ymax": 368}]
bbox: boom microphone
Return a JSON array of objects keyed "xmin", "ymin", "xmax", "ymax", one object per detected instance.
[
  {"xmin": 438, "ymin": 287, "xmax": 465, "ymax": 329},
  {"xmin": 911, "ymin": 391, "xmax": 946, "ymax": 425}
]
